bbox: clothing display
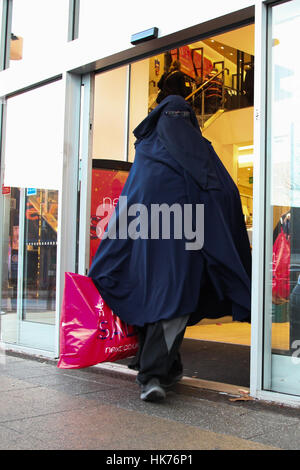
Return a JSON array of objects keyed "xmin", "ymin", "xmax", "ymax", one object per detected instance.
[
  {"xmin": 88, "ymin": 95, "xmax": 252, "ymax": 329},
  {"xmin": 272, "ymin": 226, "xmax": 291, "ymax": 303},
  {"xmin": 203, "ymin": 71, "xmax": 223, "ymax": 114},
  {"xmin": 290, "ymin": 276, "xmax": 300, "ymax": 348},
  {"xmin": 244, "ymin": 64, "xmax": 254, "ymax": 106}
]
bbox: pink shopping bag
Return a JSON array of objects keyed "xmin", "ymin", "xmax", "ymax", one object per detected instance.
[{"xmin": 57, "ymin": 272, "xmax": 138, "ymax": 369}]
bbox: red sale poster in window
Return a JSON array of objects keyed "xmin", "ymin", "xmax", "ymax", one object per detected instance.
[{"xmin": 89, "ymin": 161, "xmax": 131, "ymax": 266}]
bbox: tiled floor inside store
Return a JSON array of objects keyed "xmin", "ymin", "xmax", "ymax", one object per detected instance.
[{"xmin": 185, "ymin": 317, "xmax": 290, "ymax": 351}]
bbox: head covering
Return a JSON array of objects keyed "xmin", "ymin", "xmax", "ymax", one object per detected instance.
[{"xmin": 134, "ymin": 95, "xmax": 220, "ymax": 190}]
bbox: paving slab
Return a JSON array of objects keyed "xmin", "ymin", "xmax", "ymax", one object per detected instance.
[
  {"xmin": 1, "ymin": 405, "xmax": 277, "ymax": 451},
  {"xmin": 1, "ymin": 354, "xmax": 300, "ymax": 450}
]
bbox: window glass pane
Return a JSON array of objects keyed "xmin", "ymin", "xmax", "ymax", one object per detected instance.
[
  {"xmin": 264, "ymin": 0, "xmax": 300, "ymax": 396},
  {"xmin": 9, "ymin": 0, "xmax": 69, "ymax": 70},
  {"xmin": 0, "ymin": 1, "xmax": 3, "ymax": 46},
  {"xmin": 1, "ymin": 187, "xmax": 20, "ymax": 343},
  {"xmin": 93, "ymin": 66, "xmax": 128, "ymax": 160},
  {"xmin": 128, "ymin": 59, "xmax": 151, "ymax": 162},
  {"xmin": 89, "ymin": 66, "xmax": 130, "ymax": 269},
  {"xmin": 0, "ymin": 0, "xmax": 7, "ymax": 70},
  {"xmin": 23, "ymin": 189, "xmax": 58, "ymax": 324},
  {"xmin": 1, "ymin": 80, "xmax": 64, "ymax": 345},
  {"xmin": 4, "ymin": 79, "xmax": 64, "ymax": 189}
]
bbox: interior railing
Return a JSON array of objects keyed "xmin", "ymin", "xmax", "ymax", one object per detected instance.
[
  {"xmin": 185, "ymin": 68, "xmax": 229, "ymax": 128},
  {"xmin": 185, "ymin": 67, "xmax": 255, "ymax": 129},
  {"xmin": 185, "ymin": 68, "xmax": 229, "ymax": 102}
]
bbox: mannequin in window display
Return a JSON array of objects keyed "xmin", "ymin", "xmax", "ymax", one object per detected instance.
[{"xmin": 89, "ymin": 91, "xmax": 251, "ymax": 402}]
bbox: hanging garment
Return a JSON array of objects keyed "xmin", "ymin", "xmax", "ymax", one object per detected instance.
[
  {"xmin": 272, "ymin": 227, "xmax": 291, "ymax": 304},
  {"xmin": 88, "ymin": 95, "xmax": 251, "ymax": 327},
  {"xmin": 203, "ymin": 71, "xmax": 223, "ymax": 114}
]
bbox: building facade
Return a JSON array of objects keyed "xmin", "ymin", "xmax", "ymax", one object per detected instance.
[{"xmin": 1, "ymin": 0, "xmax": 300, "ymax": 406}]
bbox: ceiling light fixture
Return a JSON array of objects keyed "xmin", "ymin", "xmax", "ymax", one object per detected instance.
[
  {"xmin": 238, "ymin": 145, "xmax": 254, "ymax": 151},
  {"xmin": 238, "ymin": 154, "xmax": 253, "ymax": 166}
]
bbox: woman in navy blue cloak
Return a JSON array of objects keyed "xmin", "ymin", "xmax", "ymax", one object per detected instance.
[{"xmin": 89, "ymin": 94, "xmax": 251, "ymax": 401}]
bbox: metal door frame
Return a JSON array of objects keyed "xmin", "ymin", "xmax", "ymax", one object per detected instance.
[{"xmin": 250, "ymin": 0, "xmax": 300, "ymax": 406}]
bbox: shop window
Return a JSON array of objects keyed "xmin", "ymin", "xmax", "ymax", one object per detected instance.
[
  {"xmin": 1, "ymin": 79, "xmax": 64, "ymax": 347},
  {"xmin": 0, "ymin": 188, "xmax": 58, "ymax": 326},
  {"xmin": 4, "ymin": 79, "xmax": 64, "ymax": 189},
  {"xmin": 68, "ymin": 0, "xmax": 80, "ymax": 41},
  {"xmin": 7, "ymin": 0, "xmax": 69, "ymax": 70},
  {"xmin": 0, "ymin": 1, "xmax": 4, "ymax": 66}
]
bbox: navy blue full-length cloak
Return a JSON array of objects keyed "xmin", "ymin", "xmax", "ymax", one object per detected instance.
[{"xmin": 88, "ymin": 95, "xmax": 251, "ymax": 327}]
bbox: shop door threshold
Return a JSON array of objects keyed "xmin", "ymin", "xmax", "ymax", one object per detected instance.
[{"xmin": 94, "ymin": 362, "xmax": 249, "ymax": 398}]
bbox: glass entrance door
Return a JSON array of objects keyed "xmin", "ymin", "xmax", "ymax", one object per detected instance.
[{"xmin": 77, "ymin": 23, "xmax": 255, "ymax": 387}]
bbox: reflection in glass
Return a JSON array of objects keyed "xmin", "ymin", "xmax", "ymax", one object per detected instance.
[
  {"xmin": 0, "ymin": 187, "xmax": 58, "ymax": 346},
  {"xmin": 0, "ymin": 187, "xmax": 20, "ymax": 343},
  {"xmin": 1, "ymin": 187, "xmax": 20, "ymax": 324},
  {"xmin": 22, "ymin": 189, "xmax": 58, "ymax": 324}
]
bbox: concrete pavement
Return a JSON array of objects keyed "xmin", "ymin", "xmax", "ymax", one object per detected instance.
[{"xmin": 1, "ymin": 352, "xmax": 300, "ymax": 451}]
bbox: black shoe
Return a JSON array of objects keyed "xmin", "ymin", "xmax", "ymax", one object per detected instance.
[
  {"xmin": 160, "ymin": 372, "xmax": 183, "ymax": 389},
  {"xmin": 140, "ymin": 378, "xmax": 166, "ymax": 402}
]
